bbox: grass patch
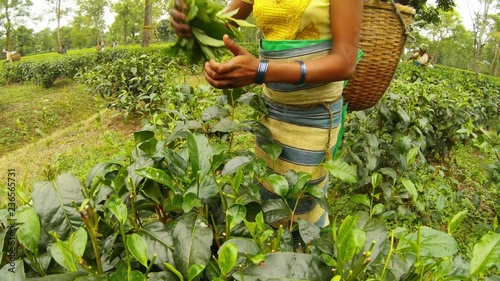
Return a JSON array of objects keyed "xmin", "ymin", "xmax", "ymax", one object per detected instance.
[
  {"xmin": 0, "ymin": 79, "xmax": 142, "ymax": 208},
  {"xmin": 0, "ymin": 109, "xmax": 141, "ymax": 208},
  {"xmin": 0, "ymin": 78, "xmax": 102, "ymax": 155}
]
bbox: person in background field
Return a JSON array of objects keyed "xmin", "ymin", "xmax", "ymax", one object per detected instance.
[
  {"xmin": 60, "ymin": 43, "xmax": 67, "ymax": 54},
  {"xmin": 2, "ymin": 49, "xmax": 12, "ymax": 61},
  {"xmin": 170, "ymin": 0, "xmax": 363, "ymax": 227},
  {"xmin": 409, "ymin": 45, "xmax": 429, "ymax": 67}
]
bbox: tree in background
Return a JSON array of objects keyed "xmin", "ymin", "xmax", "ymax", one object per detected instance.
[
  {"xmin": 75, "ymin": 0, "xmax": 107, "ymax": 49},
  {"xmin": 0, "ymin": 0, "xmax": 33, "ymax": 52},
  {"xmin": 470, "ymin": 0, "xmax": 498, "ymax": 74},
  {"xmin": 395, "ymin": 0, "xmax": 455, "ymax": 23},
  {"xmin": 45, "ymin": 0, "xmax": 70, "ymax": 52},
  {"xmin": 487, "ymin": 14, "xmax": 500, "ymax": 76},
  {"xmin": 424, "ymin": 10, "xmax": 463, "ymax": 65},
  {"xmin": 34, "ymin": 28, "xmax": 56, "ymax": 52},
  {"xmin": 109, "ymin": 0, "xmax": 166, "ymax": 46},
  {"xmin": 110, "ymin": 0, "xmax": 142, "ymax": 45},
  {"xmin": 156, "ymin": 18, "xmax": 175, "ymax": 41},
  {"xmin": 13, "ymin": 25, "xmax": 35, "ymax": 54},
  {"xmin": 141, "ymin": 0, "xmax": 152, "ymax": 47},
  {"xmin": 70, "ymin": 14, "xmax": 97, "ymax": 49}
]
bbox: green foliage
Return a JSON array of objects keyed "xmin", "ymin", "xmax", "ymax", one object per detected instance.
[
  {"xmin": 166, "ymin": 0, "xmax": 254, "ymax": 63},
  {"xmin": 1, "ymin": 49, "xmax": 499, "ymax": 280},
  {"xmin": 340, "ymin": 63, "xmax": 500, "ymax": 225}
]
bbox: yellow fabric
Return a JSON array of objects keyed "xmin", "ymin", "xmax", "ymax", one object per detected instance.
[
  {"xmin": 252, "ymin": 0, "xmax": 332, "ymax": 40},
  {"xmin": 259, "ymin": 117, "xmax": 340, "ymax": 152}
]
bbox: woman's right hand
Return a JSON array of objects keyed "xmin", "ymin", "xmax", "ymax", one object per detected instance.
[{"xmin": 169, "ymin": 0, "xmax": 192, "ymax": 38}]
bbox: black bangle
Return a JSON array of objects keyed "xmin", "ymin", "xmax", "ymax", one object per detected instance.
[
  {"xmin": 295, "ymin": 60, "xmax": 306, "ymax": 85},
  {"xmin": 254, "ymin": 59, "xmax": 269, "ymax": 84}
]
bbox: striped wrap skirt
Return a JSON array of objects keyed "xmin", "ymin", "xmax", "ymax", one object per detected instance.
[{"xmin": 256, "ymin": 40, "xmax": 345, "ymax": 227}]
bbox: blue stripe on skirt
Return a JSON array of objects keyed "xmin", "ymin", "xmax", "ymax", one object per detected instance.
[{"xmin": 266, "ymin": 98, "xmax": 343, "ymax": 129}]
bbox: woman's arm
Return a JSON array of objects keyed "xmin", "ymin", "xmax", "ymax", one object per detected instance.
[
  {"xmin": 262, "ymin": 0, "xmax": 364, "ymax": 84},
  {"xmin": 204, "ymin": 0, "xmax": 364, "ymax": 88},
  {"xmin": 226, "ymin": 0, "xmax": 253, "ymax": 21}
]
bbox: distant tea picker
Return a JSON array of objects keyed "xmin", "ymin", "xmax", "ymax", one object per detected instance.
[
  {"xmin": 2, "ymin": 49, "xmax": 21, "ymax": 62},
  {"xmin": 409, "ymin": 45, "xmax": 430, "ymax": 67}
]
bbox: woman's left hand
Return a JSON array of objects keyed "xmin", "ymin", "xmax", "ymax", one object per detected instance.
[{"xmin": 204, "ymin": 35, "xmax": 260, "ymax": 89}]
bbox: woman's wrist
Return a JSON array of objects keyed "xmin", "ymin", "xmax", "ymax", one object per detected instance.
[
  {"xmin": 255, "ymin": 60, "xmax": 309, "ymax": 85},
  {"xmin": 254, "ymin": 59, "xmax": 269, "ymax": 84},
  {"xmin": 294, "ymin": 60, "xmax": 307, "ymax": 85}
]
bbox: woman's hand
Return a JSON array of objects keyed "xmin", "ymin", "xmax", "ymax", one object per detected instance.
[
  {"xmin": 169, "ymin": 0, "xmax": 192, "ymax": 38},
  {"xmin": 204, "ymin": 35, "xmax": 260, "ymax": 89}
]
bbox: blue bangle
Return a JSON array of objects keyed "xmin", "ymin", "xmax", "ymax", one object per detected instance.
[
  {"xmin": 254, "ymin": 59, "xmax": 268, "ymax": 84},
  {"xmin": 295, "ymin": 60, "xmax": 306, "ymax": 85}
]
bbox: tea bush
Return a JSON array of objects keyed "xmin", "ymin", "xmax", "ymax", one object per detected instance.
[{"xmin": 0, "ymin": 48, "xmax": 498, "ymax": 280}]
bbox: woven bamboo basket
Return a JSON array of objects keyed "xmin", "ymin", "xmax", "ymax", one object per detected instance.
[{"xmin": 343, "ymin": 0, "xmax": 416, "ymax": 111}]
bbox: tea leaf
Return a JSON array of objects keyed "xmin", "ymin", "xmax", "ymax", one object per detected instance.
[
  {"xmin": 127, "ymin": 233, "xmax": 149, "ymax": 267},
  {"xmin": 232, "ymin": 252, "xmax": 334, "ymax": 281},
  {"xmin": 32, "ymin": 173, "xmax": 85, "ymax": 240},
  {"xmin": 182, "ymin": 192, "xmax": 203, "ymax": 213},
  {"xmin": 448, "ymin": 210, "xmax": 468, "ymax": 235},
  {"xmin": 138, "ymin": 221, "xmax": 175, "ymax": 270},
  {"xmin": 371, "ymin": 172, "xmax": 383, "ymax": 188},
  {"xmin": 50, "ymin": 227, "xmax": 88, "ymax": 271},
  {"xmin": 224, "ymin": 238, "xmax": 261, "ymax": 264},
  {"xmin": 406, "ymin": 146, "xmax": 420, "ymax": 166},
  {"xmin": 16, "ymin": 206, "xmax": 40, "ymax": 254},
  {"xmin": 266, "ymin": 174, "xmax": 289, "ymax": 198},
  {"xmin": 212, "ymin": 118, "xmax": 239, "ymax": 133},
  {"xmin": 221, "ymin": 156, "xmax": 251, "ymax": 176},
  {"xmin": 227, "ymin": 204, "xmax": 246, "ymax": 230},
  {"xmin": 397, "ymin": 226, "xmax": 458, "ymax": 258},
  {"xmin": 107, "ymin": 194, "xmax": 128, "ymax": 225},
  {"xmin": 298, "ymin": 219, "xmax": 320, "ymax": 244},
  {"xmin": 188, "ymin": 264, "xmax": 205, "ymax": 281},
  {"xmin": 201, "ymin": 105, "xmax": 231, "ymax": 121},
  {"xmin": 401, "ymin": 178, "xmax": 418, "ymax": 203},
  {"xmin": 192, "ymin": 27, "xmax": 225, "ymax": 47},
  {"xmin": 218, "ymin": 242, "xmax": 238, "ymax": 276},
  {"xmin": 134, "ymin": 130, "xmax": 155, "ymax": 143},
  {"xmin": 261, "ymin": 143, "xmax": 283, "ymax": 162},
  {"xmin": 322, "ymin": 159, "xmax": 357, "ymax": 183},
  {"xmin": 173, "ymin": 213, "xmax": 213, "ymax": 278},
  {"xmin": 288, "ymin": 172, "xmax": 312, "ymax": 198},
  {"xmin": 470, "ymin": 232, "xmax": 500, "ymax": 276},
  {"xmin": 135, "ymin": 167, "xmax": 175, "ymax": 192},
  {"xmin": 187, "ymin": 133, "xmax": 213, "ymax": 178},
  {"xmin": 0, "ymin": 259, "xmax": 25, "ymax": 281},
  {"xmin": 262, "ymin": 199, "xmax": 291, "ymax": 225},
  {"xmin": 351, "ymin": 194, "xmax": 370, "ymax": 208},
  {"xmin": 357, "ymin": 214, "xmax": 387, "ymax": 262}
]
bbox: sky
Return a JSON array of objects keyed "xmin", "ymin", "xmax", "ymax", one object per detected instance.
[
  {"xmin": 435, "ymin": 0, "xmax": 478, "ymax": 29},
  {"xmin": 28, "ymin": 0, "xmax": 486, "ymax": 33}
]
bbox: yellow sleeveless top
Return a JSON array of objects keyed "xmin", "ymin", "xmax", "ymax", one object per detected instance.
[{"xmin": 241, "ymin": 0, "xmax": 332, "ymax": 40}]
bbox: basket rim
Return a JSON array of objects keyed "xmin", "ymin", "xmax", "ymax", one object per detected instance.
[{"xmin": 364, "ymin": 0, "xmax": 416, "ymax": 15}]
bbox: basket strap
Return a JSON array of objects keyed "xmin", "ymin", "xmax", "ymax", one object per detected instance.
[{"xmin": 387, "ymin": 0, "xmax": 416, "ymax": 42}]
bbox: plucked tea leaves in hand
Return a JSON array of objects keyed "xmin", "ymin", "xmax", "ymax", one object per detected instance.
[{"xmin": 167, "ymin": 0, "xmax": 254, "ymax": 63}]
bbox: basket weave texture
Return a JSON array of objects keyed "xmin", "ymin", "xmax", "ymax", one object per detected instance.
[{"xmin": 343, "ymin": 0, "xmax": 415, "ymax": 111}]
